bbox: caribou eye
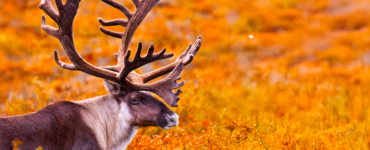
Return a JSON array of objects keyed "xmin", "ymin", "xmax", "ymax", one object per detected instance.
[{"xmin": 130, "ymin": 97, "xmax": 141, "ymax": 105}]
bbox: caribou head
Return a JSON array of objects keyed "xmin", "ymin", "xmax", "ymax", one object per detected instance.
[
  {"xmin": 103, "ymin": 80, "xmax": 179, "ymax": 130},
  {"xmin": 0, "ymin": 0, "xmax": 201, "ymax": 149}
]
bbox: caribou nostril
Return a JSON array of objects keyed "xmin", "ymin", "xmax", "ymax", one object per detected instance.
[{"xmin": 166, "ymin": 114, "xmax": 175, "ymax": 123}]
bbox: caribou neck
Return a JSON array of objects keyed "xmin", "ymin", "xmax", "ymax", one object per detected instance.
[{"xmin": 75, "ymin": 94, "xmax": 139, "ymax": 150}]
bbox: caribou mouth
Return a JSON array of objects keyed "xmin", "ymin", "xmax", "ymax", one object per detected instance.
[{"xmin": 162, "ymin": 125, "xmax": 176, "ymax": 130}]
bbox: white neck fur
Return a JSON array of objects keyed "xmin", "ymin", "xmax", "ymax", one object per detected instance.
[{"xmin": 75, "ymin": 95, "xmax": 139, "ymax": 150}]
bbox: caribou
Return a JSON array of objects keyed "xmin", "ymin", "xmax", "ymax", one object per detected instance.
[{"xmin": 0, "ymin": 0, "xmax": 201, "ymax": 149}]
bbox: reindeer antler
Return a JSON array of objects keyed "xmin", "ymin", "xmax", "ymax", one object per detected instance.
[{"xmin": 39, "ymin": 0, "xmax": 201, "ymax": 107}]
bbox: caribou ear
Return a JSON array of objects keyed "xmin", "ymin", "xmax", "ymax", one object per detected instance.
[{"xmin": 104, "ymin": 80, "xmax": 125, "ymax": 97}]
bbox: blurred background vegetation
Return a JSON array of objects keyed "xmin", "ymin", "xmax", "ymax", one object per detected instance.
[{"xmin": 2, "ymin": 0, "xmax": 370, "ymax": 149}]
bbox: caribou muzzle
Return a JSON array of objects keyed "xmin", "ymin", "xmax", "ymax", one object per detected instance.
[{"xmin": 157, "ymin": 111, "xmax": 179, "ymax": 130}]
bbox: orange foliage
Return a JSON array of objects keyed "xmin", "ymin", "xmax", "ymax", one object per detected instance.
[{"xmin": 2, "ymin": 0, "xmax": 370, "ymax": 149}]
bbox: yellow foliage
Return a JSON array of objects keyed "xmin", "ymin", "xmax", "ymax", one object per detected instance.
[
  {"xmin": 1, "ymin": 0, "xmax": 370, "ymax": 149},
  {"xmin": 13, "ymin": 139, "xmax": 23, "ymax": 150}
]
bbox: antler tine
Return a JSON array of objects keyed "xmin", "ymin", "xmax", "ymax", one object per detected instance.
[
  {"xmin": 99, "ymin": 26, "xmax": 124, "ymax": 39},
  {"xmin": 98, "ymin": 18, "xmax": 128, "ymax": 27},
  {"xmin": 117, "ymin": 42, "xmax": 174, "ymax": 81},
  {"xmin": 53, "ymin": 50, "xmax": 77, "ymax": 70},
  {"xmin": 101, "ymin": 0, "xmax": 133, "ymax": 19},
  {"xmin": 41, "ymin": 15, "xmax": 60, "ymax": 39},
  {"xmin": 140, "ymin": 36, "xmax": 202, "ymax": 83}
]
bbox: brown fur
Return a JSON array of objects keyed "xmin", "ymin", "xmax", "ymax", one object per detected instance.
[{"xmin": 0, "ymin": 101, "xmax": 102, "ymax": 150}]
